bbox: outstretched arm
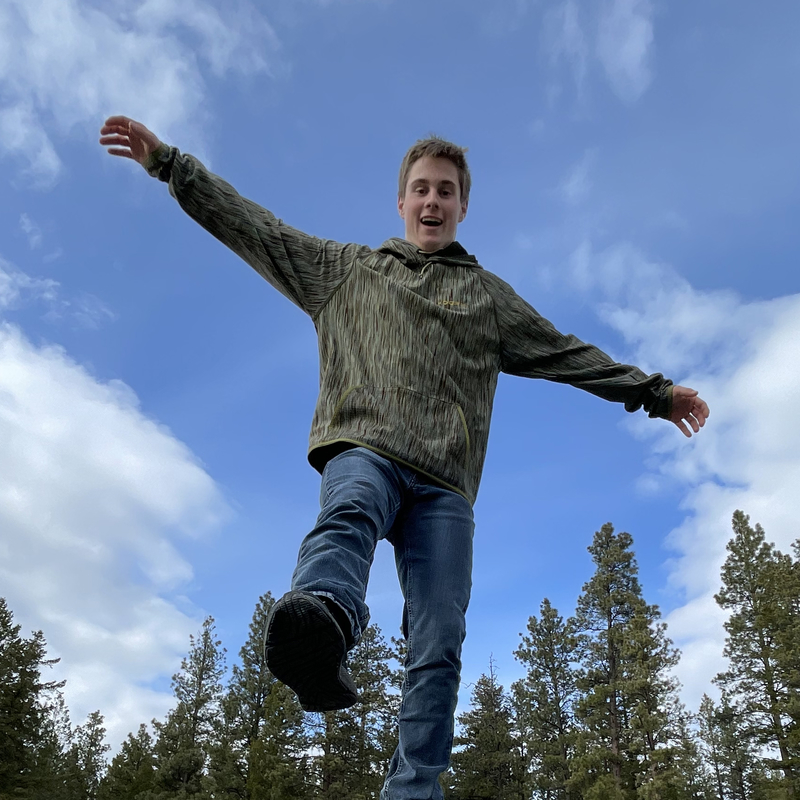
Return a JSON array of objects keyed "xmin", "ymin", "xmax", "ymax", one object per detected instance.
[
  {"xmin": 482, "ymin": 271, "xmax": 711, "ymax": 433},
  {"xmin": 99, "ymin": 116, "xmax": 163, "ymax": 166},
  {"xmin": 670, "ymin": 385, "xmax": 709, "ymax": 438},
  {"xmin": 97, "ymin": 114, "xmax": 364, "ymax": 316}
]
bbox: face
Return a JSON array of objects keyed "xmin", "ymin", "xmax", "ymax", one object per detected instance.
[{"xmin": 398, "ymin": 156, "xmax": 468, "ymax": 252}]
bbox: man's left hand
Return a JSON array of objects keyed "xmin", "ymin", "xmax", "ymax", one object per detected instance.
[{"xmin": 670, "ymin": 385, "xmax": 709, "ymax": 437}]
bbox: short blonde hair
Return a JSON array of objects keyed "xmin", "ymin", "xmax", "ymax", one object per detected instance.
[{"xmin": 398, "ymin": 136, "xmax": 471, "ymax": 203}]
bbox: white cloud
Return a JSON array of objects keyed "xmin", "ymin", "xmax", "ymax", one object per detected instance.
[
  {"xmin": 545, "ymin": 0, "xmax": 589, "ymax": 100},
  {"xmin": 0, "ymin": 104, "xmax": 63, "ymax": 188},
  {"xmin": 20, "ymin": 214, "xmax": 44, "ymax": 250},
  {"xmin": 541, "ymin": 0, "xmax": 655, "ymax": 104},
  {"xmin": 596, "ymin": 0, "xmax": 654, "ymax": 103},
  {"xmin": 0, "ymin": 257, "xmax": 59, "ymax": 310},
  {"xmin": 562, "ymin": 240, "xmax": 800, "ymax": 710},
  {"xmin": 0, "ymin": 257, "xmax": 117, "ymax": 331},
  {"xmin": 0, "ymin": 260, "xmax": 231, "ymax": 748},
  {"xmin": 0, "ymin": 0, "xmax": 281, "ymax": 186},
  {"xmin": 559, "ymin": 149, "xmax": 595, "ymax": 204}
]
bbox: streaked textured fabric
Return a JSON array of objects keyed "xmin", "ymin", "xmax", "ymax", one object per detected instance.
[{"xmin": 153, "ymin": 146, "xmax": 672, "ymax": 503}]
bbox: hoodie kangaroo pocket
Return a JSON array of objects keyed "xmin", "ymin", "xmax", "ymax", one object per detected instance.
[{"xmin": 331, "ymin": 385, "xmax": 470, "ymax": 472}]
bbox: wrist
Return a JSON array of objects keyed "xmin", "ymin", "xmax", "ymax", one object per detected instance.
[{"xmin": 144, "ymin": 143, "xmax": 174, "ymax": 181}]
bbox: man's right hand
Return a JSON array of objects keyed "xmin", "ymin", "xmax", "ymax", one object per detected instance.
[{"xmin": 99, "ymin": 116, "xmax": 162, "ymax": 167}]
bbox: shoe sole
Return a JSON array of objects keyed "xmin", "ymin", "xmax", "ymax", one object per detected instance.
[{"xmin": 264, "ymin": 591, "xmax": 358, "ymax": 712}]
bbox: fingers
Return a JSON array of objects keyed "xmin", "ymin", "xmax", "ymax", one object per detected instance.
[
  {"xmin": 100, "ymin": 117, "xmax": 133, "ymax": 136},
  {"xmin": 688, "ymin": 399, "xmax": 709, "ymax": 429},
  {"xmin": 673, "ymin": 402, "xmax": 707, "ymax": 438},
  {"xmin": 99, "ymin": 132, "xmax": 134, "ymax": 158},
  {"xmin": 103, "ymin": 115, "xmax": 133, "ymax": 127},
  {"xmin": 670, "ymin": 385, "xmax": 710, "ymax": 438},
  {"xmin": 99, "ymin": 134, "xmax": 131, "ymax": 147}
]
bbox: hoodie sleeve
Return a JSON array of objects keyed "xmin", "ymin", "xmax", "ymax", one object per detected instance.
[
  {"xmin": 146, "ymin": 145, "xmax": 367, "ymax": 317},
  {"xmin": 481, "ymin": 271, "xmax": 673, "ymax": 419}
]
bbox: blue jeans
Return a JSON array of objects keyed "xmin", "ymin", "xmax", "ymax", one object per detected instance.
[{"xmin": 291, "ymin": 447, "xmax": 475, "ymax": 800}]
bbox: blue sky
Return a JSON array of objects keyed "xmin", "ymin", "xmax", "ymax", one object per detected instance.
[{"xmin": 2, "ymin": 0, "xmax": 799, "ymax": 748}]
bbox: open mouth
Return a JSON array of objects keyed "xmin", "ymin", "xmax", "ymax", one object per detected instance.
[{"xmin": 421, "ymin": 217, "xmax": 443, "ymax": 227}]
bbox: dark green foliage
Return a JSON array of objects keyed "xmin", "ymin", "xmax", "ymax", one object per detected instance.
[
  {"xmin": 670, "ymin": 711, "xmax": 715, "ymax": 800},
  {"xmin": 715, "ymin": 511, "xmax": 800, "ymax": 796},
  {"xmin": 0, "ymin": 597, "xmax": 66, "ymax": 800},
  {"xmin": 305, "ymin": 624, "xmax": 401, "ymax": 799},
  {"xmin": 213, "ymin": 592, "xmax": 311, "ymax": 799},
  {"xmin": 98, "ymin": 724, "xmax": 157, "ymax": 800},
  {"xmin": 5, "ymin": 509, "xmax": 798, "ymax": 800},
  {"xmin": 697, "ymin": 693, "xmax": 762, "ymax": 800},
  {"xmin": 569, "ymin": 523, "xmax": 686, "ymax": 800},
  {"xmin": 246, "ymin": 682, "xmax": 310, "ymax": 800},
  {"xmin": 451, "ymin": 659, "xmax": 526, "ymax": 800},
  {"xmin": 512, "ymin": 598, "xmax": 579, "ymax": 800},
  {"xmin": 63, "ymin": 710, "xmax": 110, "ymax": 800},
  {"xmin": 148, "ymin": 616, "xmax": 226, "ymax": 799}
]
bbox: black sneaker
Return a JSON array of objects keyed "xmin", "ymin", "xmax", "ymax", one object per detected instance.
[{"xmin": 264, "ymin": 591, "xmax": 358, "ymax": 712}]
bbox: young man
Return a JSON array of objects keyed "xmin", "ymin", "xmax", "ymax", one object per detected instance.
[{"xmin": 100, "ymin": 116, "xmax": 709, "ymax": 800}]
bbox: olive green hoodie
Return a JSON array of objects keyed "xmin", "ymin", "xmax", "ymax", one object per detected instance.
[{"xmin": 149, "ymin": 146, "xmax": 672, "ymax": 504}]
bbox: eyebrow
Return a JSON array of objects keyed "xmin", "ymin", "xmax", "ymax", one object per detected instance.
[{"xmin": 410, "ymin": 178, "xmax": 457, "ymax": 187}]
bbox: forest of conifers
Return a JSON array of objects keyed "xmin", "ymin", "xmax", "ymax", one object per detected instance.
[{"xmin": 2, "ymin": 510, "xmax": 798, "ymax": 800}]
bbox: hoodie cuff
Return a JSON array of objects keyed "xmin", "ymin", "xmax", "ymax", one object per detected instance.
[
  {"xmin": 145, "ymin": 143, "xmax": 175, "ymax": 182},
  {"xmin": 648, "ymin": 382, "xmax": 673, "ymax": 420}
]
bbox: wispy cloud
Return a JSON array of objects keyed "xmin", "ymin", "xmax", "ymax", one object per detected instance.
[
  {"xmin": 562, "ymin": 240, "xmax": 800, "ymax": 708},
  {"xmin": 0, "ymin": 0, "xmax": 281, "ymax": 187},
  {"xmin": 596, "ymin": 0, "xmax": 654, "ymax": 103},
  {"xmin": 541, "ymin": 0, "xmax": 655, "ymax": 104},
  {"xmin": 0, "ymin": 257, "xmax": 115, "ymax": 330},
  {"xmin": 559, "ymin": 149, "xmax": 595, "ymax": 204},
  {"xmin": 20, "ymin": 214, "xmax": 44, "ymax": 250},
  {"xmin": 545, "ymin": 0, "xmax": 589, "ymax": 101},
  {"xmin": 0, "ymin": 257, "xmax": 58, "ymax": 310}
]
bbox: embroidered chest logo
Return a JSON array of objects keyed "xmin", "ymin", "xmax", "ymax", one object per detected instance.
[{"xmin": 437, "ymin": 299, "xmax": 467, "ymax": 308}]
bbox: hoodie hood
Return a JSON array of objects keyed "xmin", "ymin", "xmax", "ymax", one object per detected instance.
[{"xmin": 376, "ymin": 237, "xmax": 480, "ymax": 269}]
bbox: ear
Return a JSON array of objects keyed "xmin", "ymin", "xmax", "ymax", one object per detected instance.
[
  {"xmin": 459, "ymin": 199, "xmax": 468, "ymax": 223},
  {"xmin": 398, "ymin": 194, "xmax": 405, "ymax": 219}
]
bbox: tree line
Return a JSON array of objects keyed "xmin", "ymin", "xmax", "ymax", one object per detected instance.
[{"xmin": 1, "ymin": 510, "xmax": 798, "ymax": 800}]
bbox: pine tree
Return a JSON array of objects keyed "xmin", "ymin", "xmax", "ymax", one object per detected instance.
[
  {"xmin": 451, "ymin": 659, "xmax": 526, "ymax": 800},
  {"xmin": 570, "ymin": 523, "xmax": 685, "ymax": 800},
  {"xmin": 715, "ymin": 511, "xmax": 799, "ymax": 796},
  {"xmin": 671, "ymin": 711, "xmax": 715, "ymax": 800},
  {"xmin": 98, "ymin": 724, "xmax": 157, "ymax": 800},
  {"xmin": 209, "ymin": 594, "xmax": 272, "ymax": 798},
  {"xmin": 512, "ymin": 598, "xmax": 579, "ymax": 800},
  {"xmin": 33, "ymin": 688, "xmax": 74, "ymax": 799},
  {"xmin": 149, "ymin": 616, "xmax": 226, "ymax": 799},
  {"xmin": 696, "ymin": 693, "xmax": 759, "ymax": 800},
  {"xmin": 246, "ymin": 682, "xmax": 309, "ymax": 800},
  {"xmin": 780, "ymin": 542, "xmax": 800, "ymax": 776},
  {"xmin": 0, "ymin": 597, "xmax": 66, "ymax": 798},
  {"xmin": 306, "ymin": 624, "xmax": 401, "ymax": 799},
  {"xmin": 570, "ymin": 523, "xmax": 642, "ymax": 800},
  {"xmin": 622, "ymin": 607, "xmax": 683, "ymax": 800},
  {"xmin": 209, "ymin": 592, "xmax": 310, "ymax": 799},
  {"xmin": 63, "ymin": 710, "xmax": 110, "ymax": 800}
]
